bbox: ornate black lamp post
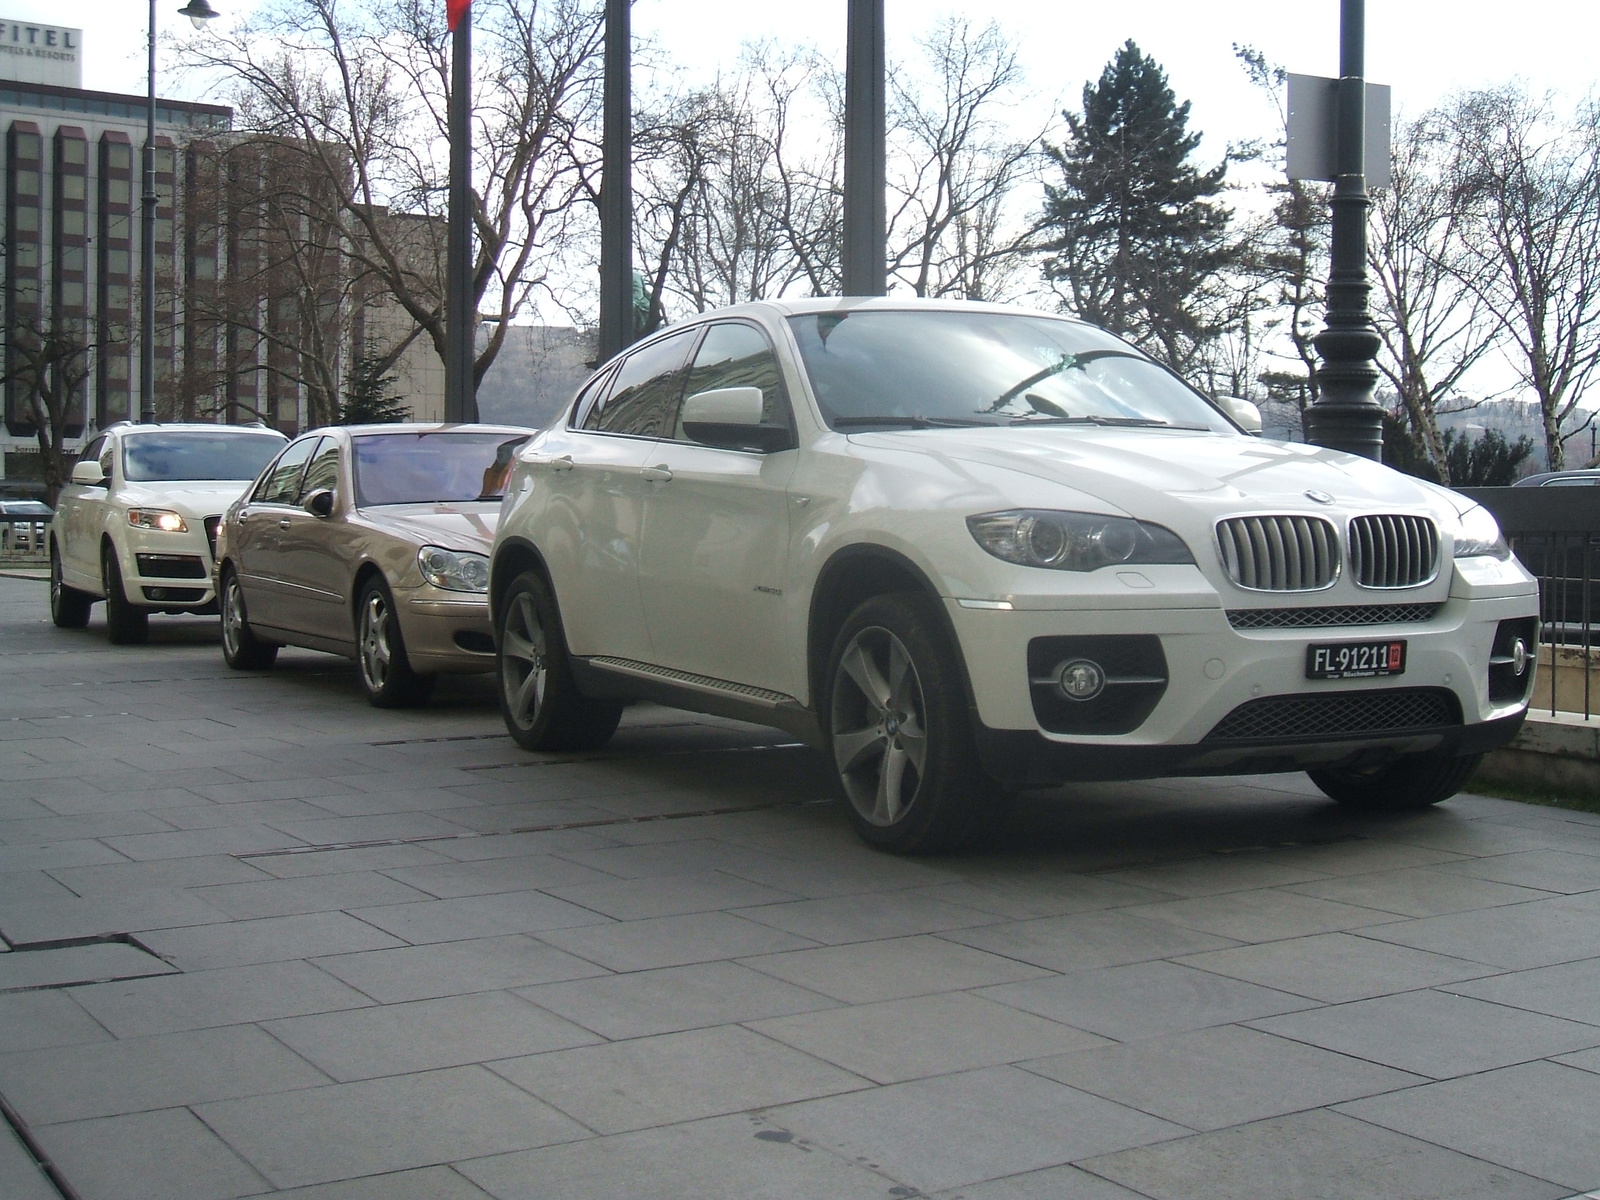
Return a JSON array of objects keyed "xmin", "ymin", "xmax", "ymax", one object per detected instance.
[{"xmin": 1306, "ymin": 0, "xmax": 1385, "ymax": 460}]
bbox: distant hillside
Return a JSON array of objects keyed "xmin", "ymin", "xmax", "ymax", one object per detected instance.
[{"xmin": 476, "ymin": 325, "xmax": 597, "ymax": 431}]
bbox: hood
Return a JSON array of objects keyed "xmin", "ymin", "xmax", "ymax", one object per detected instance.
[
  {"xmin": 359, "ymin": 502, "xmax": 499, "ymax": 552},
  {"xmin": 120, "ymin": 481, "xmax": 253, "ymax": 516},
  {"xmin": 849, "ymin": 428, "xmax": 1465, "ymax": 522}
]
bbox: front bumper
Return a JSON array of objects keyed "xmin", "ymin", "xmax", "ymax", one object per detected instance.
[
  {"xmin": 394, "ymin": 586, "xmax": 495, "ymax": 674},
  {"xmin": 948, "ymin": 568, "xmax": 1540, "ymax": 787},
  {"xmin": 118, "ymin": 525, "xmax": 219, "ymax": 610}
]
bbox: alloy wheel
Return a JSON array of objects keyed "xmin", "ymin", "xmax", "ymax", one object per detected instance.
[
  {"xmin": 221, "ymin": 576, "xmax": 245, "ymax": 658},
  {"xmin": 500, "ymin": 592, "xmax": 548, "ymax": 730},
  {"xmin": 830, "ymin": 625, "xmax": 928, "ymax": 826},
  {"xmin": 359, "ymin": 591, "xmax": 393, "ymax": 691}
]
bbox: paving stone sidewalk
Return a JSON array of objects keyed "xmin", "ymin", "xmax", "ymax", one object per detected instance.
[{"xmin": 2, "ymin": 574, "xmax": 1599, "ymax": 1199}]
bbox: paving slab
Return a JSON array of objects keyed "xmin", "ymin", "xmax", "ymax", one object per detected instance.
[
  {"xmin": 740, "ymin": 933, "xmax": 1053, "ymax": 1004},
  {"xmin": 0, "ymin": 941, "xmax": 177, "ymax": 991},
  {"xmin": 1077, "ymin": 1108, "xmax": 1567, "ymax": 1200},
  {"xmin": 314, "ymin": 934, "xmax": 608, "ymax": 1004},
  {"xmin": 1174, "ymin": 931, "xmax": 1494, "ymax": 1003},
  {"xmin": 1339, "ymin": 1060, "xmax": 1600, "ymax": 1192},
  {"xmin": 0, "ymin": 1113, "xmax": 60, "ymax": 1200},
  {"xmin": 33, "ymin": 1106, "xmax": 271, "ymax": 1200},
  {"xmin": 941, "ymin": 909, "xmax": 1238, "ymax": 972},
  {"xmin": 770, "ymin": 1064, "xmax": 1186, "ymax": 1194}
]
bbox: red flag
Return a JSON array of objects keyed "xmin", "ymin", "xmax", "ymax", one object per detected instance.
[{"xmin": 447, "ymin": 0, "xmax": 471, "ymax": 31}]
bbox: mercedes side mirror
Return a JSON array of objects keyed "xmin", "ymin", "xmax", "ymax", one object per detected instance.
[
  {"xmin": 71, "ymin": 460, "xmax": 106, "ymax": 485},
  {"xmin": 681, "ymin": 387, "xmax": 794, "ymax": 452},
  {"xmin": 303, "ymin": 489, "xmax": 335, "ymax": 518}
]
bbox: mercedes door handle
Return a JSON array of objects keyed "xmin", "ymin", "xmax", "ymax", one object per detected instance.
[
  {"xmin": 641, "ymin": 465, "xmax": 674, "ymax": 483},
  {"xmin": 549, "ymin": 455, "xmax": 574, "ymax": 473}
]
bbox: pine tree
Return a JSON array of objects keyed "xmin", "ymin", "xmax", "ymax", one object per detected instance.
[
  {"xmin": 338, "ymin": 352, "xmax": 410, "ymax": 425},
  {"xmin": 1040, "ymin": 41, "xmax": 1233, "ymax": 371}
]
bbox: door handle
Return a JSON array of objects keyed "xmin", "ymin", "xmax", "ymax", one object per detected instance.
[
  {"xmin": 278, "ymin": 518, "xmax": 292, "ymax": 530},
  {"xmin": 549, "ymin": 455, "xmax": 574, "ymax": 473},
  {"xmin": 641, "ymin": 465, "xmax": 673, "ymax": 483}
]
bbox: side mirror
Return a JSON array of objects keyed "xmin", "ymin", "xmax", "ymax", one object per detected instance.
[
  {"xmin": 1217, "ymin": 395, "xmax": 1263, "ymax": 435},
  {"xmin": 71, "ymin": 460, "xmax": 105, "ymax": 485},
  {"xmin": 681, "ymin": 386, "xmax": 794, "ymax": 452},
  {"xmin": 303, "ymin": 489, "xmax": 335, "ymax": 518}
]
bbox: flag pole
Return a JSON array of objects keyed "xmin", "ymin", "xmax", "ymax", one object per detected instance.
[{"xmin": 445, "ymin": 0, "xmax": 476, "ymax": 423}]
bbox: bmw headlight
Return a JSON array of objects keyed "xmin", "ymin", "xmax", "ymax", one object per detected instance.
[
  {"xmin": 1447, "ymin": 503, "xmax": 1511, "ymax": 561},
  {"xmin": 967, "ymin": 510, "xmax": 1194, "ymax": 571},
  {"xmin": 127, "ymin": 508, "xmax": 187, "ymax": 532},
  {"xmin": 418, "ymin": 545, "xmax": 490, "ymax": 592}
]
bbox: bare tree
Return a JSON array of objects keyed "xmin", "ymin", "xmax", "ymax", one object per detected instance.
[
  {"xmin": 887, "ymin": 19, "xmax": 1041, "ymax": 301},
  {"xmin": 1445, "ymin": 86, "xmax": 1600, "ymax": 469},
  {"xmin": 1368, "ymin": 114, "xmax": 1502, "ymax": 481},
  {"xmin": 2, "ymin": 317, "xmax": 95, "ymax": 507},
  {"xmin": 180, "ymin": 0, "xmax": 604, "ymax": 389}
]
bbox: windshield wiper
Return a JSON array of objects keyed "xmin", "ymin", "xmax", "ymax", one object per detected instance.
[
  {"xmin": 1007, "ymin": 414, "xmax": 1208, "ymax": 430},
  {"xmin": 833, "ymin": 415, "xmax": 993, "ymax": 429}
]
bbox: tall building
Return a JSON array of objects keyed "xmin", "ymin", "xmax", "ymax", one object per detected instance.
[{"xmin": 0, "ymin": 18, "xmax": 445, "ymax": 492}]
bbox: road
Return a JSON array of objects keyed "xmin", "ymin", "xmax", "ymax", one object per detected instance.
[{"xmin": 1, "ymin": 575, "xmax": 1599, "ymax": 1199}]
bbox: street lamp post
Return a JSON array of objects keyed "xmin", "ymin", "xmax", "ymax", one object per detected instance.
[
  {"xmin": 841, "ymin": 0, "xmax": 886, "ymax": 297},
  {"xmin": 596, "ymin": 0, "xmax": 632, "ymax": 363},
  {"xmin": 1306, "ymin": 0, "xmax": 1385, "ymax": 460},
  {"xmin": 140, "ymin": 1, "xmax": 219, "ymax": 426}
]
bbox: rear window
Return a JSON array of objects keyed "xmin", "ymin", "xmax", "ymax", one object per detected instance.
[
  {"xmin": 352, "ymin": 431, "xmax": 531, "ymax": 507},
  {"xmin": 122, "ymin": 431, "xmax": 286, "ymax": 482}
]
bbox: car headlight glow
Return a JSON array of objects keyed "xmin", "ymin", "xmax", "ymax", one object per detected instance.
[
  {"xmin": 127, "ymin": 508, "xmax": 187, "ymax": 533},
  {"xmin": 967, "ymin": 510, "xmax": 1194, "ymax": 571},
  {"xmin": 1448, "ymin": 503, "xmax": 1512, "ymax": 561},
  {"xmin": 418, "ymin": 545, "xmax": 490, "ymax": 593}
]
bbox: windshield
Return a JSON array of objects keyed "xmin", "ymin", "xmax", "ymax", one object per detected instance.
[
  {"xmin": 122, "ymin": 432, "xmax": 286, "ymax": 482},
  {"xmin": 352, "ymin": 431, "xmax": 531, "ymax": 507},
  {"xmin": 787, "ymin": 310, "xmax": 1234, "ymax": 433}
]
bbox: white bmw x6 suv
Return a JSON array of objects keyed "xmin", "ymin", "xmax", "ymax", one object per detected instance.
[{"xmin": 489, "ymin": 299, "xmax": 1540, "ymax": 853}]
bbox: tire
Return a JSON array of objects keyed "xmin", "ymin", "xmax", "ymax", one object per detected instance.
[
  {"xmin": 497, "ymin": 569, "xmax": 622, "ymax": 751},
  {"xmin": 101, "ymin": 543, "xmax": 149, "ymax": 645},
  {"xmin": 356, "ymin": 578, "xmax": 434, "ymax": 708},
  {"xmin": 49, "ymin": 541, "xmax": 92, "ymax": 628},
  {"xmin": 219, "ymin": 566, "xmax": 278, "ymax": 670},
  {"xmin": 1308, "ymin": 751, "xmax": 1484, "ymax": 812},
  {"xmin": 825, "ymin": 591, "xmax": 1002, "ymax": 854}
]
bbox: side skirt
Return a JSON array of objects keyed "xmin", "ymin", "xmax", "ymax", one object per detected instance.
[{"xmin": 570, "ymin": 656, "xmax": 824, "ymax": 748}]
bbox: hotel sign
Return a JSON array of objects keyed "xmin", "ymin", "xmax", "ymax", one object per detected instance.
[{"xmin": 0, "ymin": 19, "xmax": 83, "ymax": 89}]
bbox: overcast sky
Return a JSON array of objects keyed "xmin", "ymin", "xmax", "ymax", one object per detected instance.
[{"xmin": 5, "ymin": 0, "xmax": 1595, "ymax": 160}]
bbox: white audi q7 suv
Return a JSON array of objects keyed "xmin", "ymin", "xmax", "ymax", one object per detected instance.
[{"xmin": 489, "ymin": 299, "xmax": 1540, "ymax": 853}]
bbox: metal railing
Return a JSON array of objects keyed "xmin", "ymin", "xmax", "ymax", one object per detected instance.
[
  {"xmin": 0, "ymin": 513, "xmax": 51, "ymax": 563},
  {"xmin": 1461, "ymin": 486, "xmax": 1598, "ymax": 721}
]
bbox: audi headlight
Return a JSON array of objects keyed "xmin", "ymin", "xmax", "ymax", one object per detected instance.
[
  {"xmin": 1448, "ymin": 503, "xmax": 1511, "ymax": 561},
  {"xmin": 127, "ymin": 508, "xmax": 187, "ymax": 532},
  {"xmin": 418, "ymin": 545, "xmax": 489, "ymax": 592},
  {"xmin": 967, "ymin": 510, "xmax": 1194, "ymax": 571}
]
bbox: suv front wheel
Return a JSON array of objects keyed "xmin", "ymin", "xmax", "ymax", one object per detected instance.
[
  {"xmin": 1308, "ymin": 751, "xmax": 1484, "ymax": 811},
  {"xmin": 101, "ymin": 543, "xmax": 149, "ymax": 645},
  {"xmin": 826, "ymin": 592, "xmax": 1003, "ymax": 854}
]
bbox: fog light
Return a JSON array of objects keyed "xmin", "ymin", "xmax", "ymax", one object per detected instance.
[
  {"xmin": 1511, "ymin": 638, "xmax": 1529, "ymax": 676},
  {"xmin": 1055, "ymin": 659, "xmax": 1105, "ymax": 701}
]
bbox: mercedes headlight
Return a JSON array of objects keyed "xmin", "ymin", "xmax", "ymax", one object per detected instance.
[
  {"xmin": 967, "ymin": 510, "xmax": 1194, "ymax": 571},
  {"xmin": 127, "ymin": 508, "xmax": 187, "ymax": 532},
  {"xmin": 418, "ymin": 545, "xmax": 490, "ymax": 592},
  {"xmin": 1447, "ymin": 503, "xmax": 1511, "ymax": 561}
]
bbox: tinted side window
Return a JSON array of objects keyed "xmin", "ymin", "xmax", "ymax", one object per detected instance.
[
  {"xmin": 254, "ymin": 437, "xmax": 319, "ymax": 505},
  {"xmin": 299, "ymin": 438, "xmax": 341, "ymax": 502},
  {"xmin": 583, "ymin": 330, "xmax": 696, "ymax": 437},
  {"xmin": 78, "ymin": 436, "xmax": 105, "ymax": 463},
  {"xmin": 679, "ymin": 323, "xmax": 791, "ymax": 438},
  {"xmin": 569, "ymin": 366, "xmax": 616, "ymax": 429}
]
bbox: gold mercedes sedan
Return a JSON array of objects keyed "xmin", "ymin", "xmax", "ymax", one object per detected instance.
[{"xmin": 213, "ymin": 423, "xmax": 532, "ymax": 706}]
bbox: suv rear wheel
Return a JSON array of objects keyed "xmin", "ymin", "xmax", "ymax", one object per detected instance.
[
  {"xmin": 1308, "ymin": 751, "xmax": 1484, "ymax": 811},
  {"xmin": 826, "ymin": 592, "xmax": 1002, "ymax": 853},
  {"xmin": 101, "ymin": 543, "xmax": 149, "ymax": 645},
  {"xmin": 49, "ymin": 541, "xmax": 92, "ymax": 628},
  {"xmin": 497, "ymin": 570, "xmax": 622, "ymax": 751}
]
